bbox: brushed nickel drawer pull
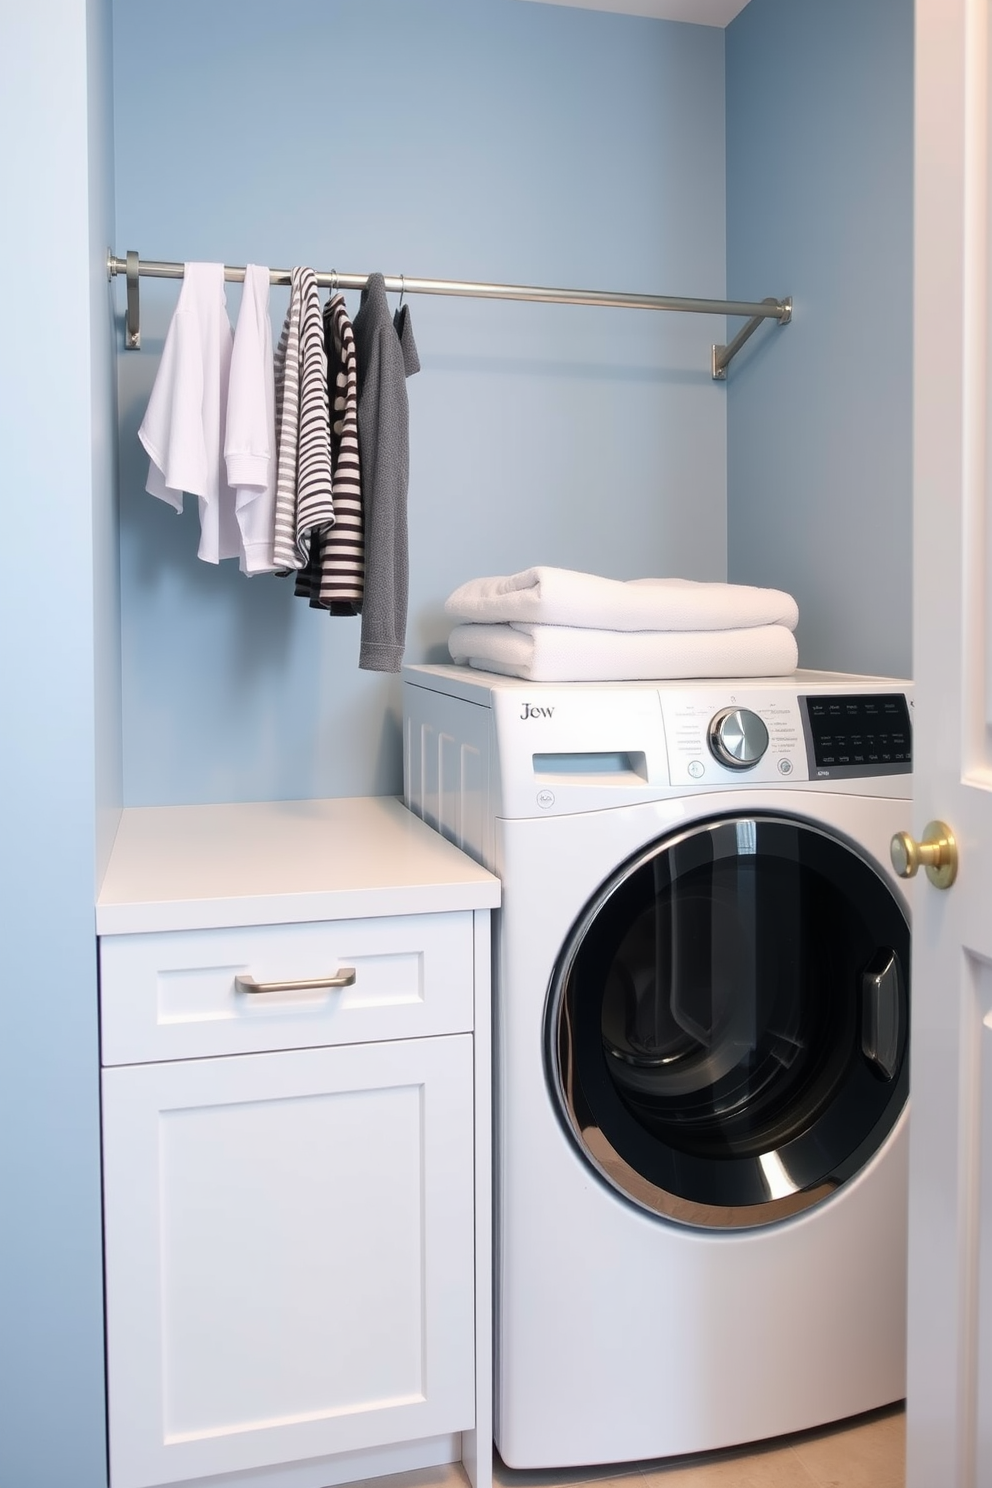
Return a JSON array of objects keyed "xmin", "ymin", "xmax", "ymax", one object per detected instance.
[{"xmin": 235, "ymin": 968, "xmax": 357, "ymax": 995}]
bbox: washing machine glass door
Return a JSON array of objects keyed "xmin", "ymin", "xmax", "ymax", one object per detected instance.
[{"xmin": 547, "ymin": 813, "xmax": 909, "ymax": 1229}]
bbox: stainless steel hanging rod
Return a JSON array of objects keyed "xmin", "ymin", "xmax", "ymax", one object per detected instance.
[{"xmin": 107, "ymin": 250, "xmax": 792, "ymax": 378}]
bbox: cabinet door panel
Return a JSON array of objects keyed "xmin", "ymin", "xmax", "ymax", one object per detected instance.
[
  {"xmin": 100, "ymin": 912, "xmax": 474, "ymax": 1065},
  {"xmin": 103, "ymin": 1037, "xmax": 475, "ymax": 1488}
]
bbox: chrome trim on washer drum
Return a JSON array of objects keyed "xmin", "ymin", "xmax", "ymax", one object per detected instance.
[{"xmin": 546, "ymin": 814, "xmax": 910, "ymax": 1230}]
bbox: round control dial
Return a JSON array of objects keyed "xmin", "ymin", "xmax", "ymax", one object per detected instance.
[{"xmin": 708, "ymin": 707, "xmax": 769, "ymax": 770}]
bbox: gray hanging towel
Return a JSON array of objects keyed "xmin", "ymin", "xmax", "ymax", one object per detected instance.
[{"xmin": 352, "ymin": 272, "xmax": 420, "ymax": 672}]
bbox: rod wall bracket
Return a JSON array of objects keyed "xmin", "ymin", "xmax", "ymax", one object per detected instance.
[
  {"xmin": 125, "ymin": 249, "xmax": 141, "ymax": 349},
  {"xmin": 712, "ymin": 296, "xmax": 792, "ymax": 380}
]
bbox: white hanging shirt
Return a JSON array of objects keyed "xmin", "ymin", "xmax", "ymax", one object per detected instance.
[
  {"xmin": 225, "ymin": 264, "xmax": 277, "ymax": 574},
  {"xmin": 138, "ymin": 261, "xmax": 240, "ymax": 564}
]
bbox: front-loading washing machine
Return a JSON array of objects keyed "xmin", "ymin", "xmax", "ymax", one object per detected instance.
[{"xmin": 402, "ymin": 664, "xmax": 914, "ymax": 1469}]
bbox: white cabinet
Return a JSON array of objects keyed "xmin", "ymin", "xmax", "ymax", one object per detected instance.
[
  {"xmin": 97, "ymin": 797, "xmax": 499, "ymax": 1488},
  {"xmin": 103, "ymin": 1035, "xmax": 475, "ymax": 1488}
]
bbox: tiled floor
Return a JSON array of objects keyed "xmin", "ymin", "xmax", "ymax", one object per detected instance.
[{"xmin": 371, "ymin": 1404, "xmax": 905, "ymax": 1488}]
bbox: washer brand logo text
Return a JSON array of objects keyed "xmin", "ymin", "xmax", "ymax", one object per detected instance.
[{"xmin": 520, "ymin": 703, "xmax": 555, "ymax": 720}]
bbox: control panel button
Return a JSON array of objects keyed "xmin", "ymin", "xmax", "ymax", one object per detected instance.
[
  {"xmin": 537, "ymin": 789, "xmax": 555, "ymax": 809},
  {"xmin": 687, "ymin": 760, "xmax": 705, "ymax": 779},
  {"xmin": 708, "ymin": 707, "xmax": 770, "ymax": 770},
  {"xmin": 777, "ymin": 757, "xmax": 794, "ymax": 775}
]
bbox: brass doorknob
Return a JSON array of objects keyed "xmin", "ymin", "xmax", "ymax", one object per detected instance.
[{"xmin": 890, "ymin": 820, "xmax": 958, "ymax": 889}]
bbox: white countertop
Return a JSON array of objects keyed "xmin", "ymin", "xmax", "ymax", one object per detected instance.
[{"xmin": 97, "ymin": 795, "xmax": 501, "ymax": 935}]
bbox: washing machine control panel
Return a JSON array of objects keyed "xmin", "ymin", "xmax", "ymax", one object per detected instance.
[
  {"xmin": 799, "ymin": 691, "xmax": 912, "ymax": 779},
  {"xmin": 659, "ymin": 687, "xmax": 913, "ymax": 787},
  {"xmin": 660, "ymin": 688, "xmax": 805, "ymax": 786}
]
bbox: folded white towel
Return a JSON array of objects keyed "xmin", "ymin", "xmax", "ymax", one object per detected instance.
[
  {"xmin": 447, "ymin": 622, "xmax": 798, "ymax": 682},
  {"xmin": 444, "ymin": 568, "xmax": 799, "ymax": 633}
]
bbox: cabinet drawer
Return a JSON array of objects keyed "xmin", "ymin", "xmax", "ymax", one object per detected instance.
[{"xmin": 100, "ymin": 911, "xmax": 475, "ymax": 1065}]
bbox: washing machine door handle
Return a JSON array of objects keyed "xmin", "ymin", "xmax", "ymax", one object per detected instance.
[
  {"xmin": 862, "ymin": 948, "xmax": 903, "ymax": 1081},
  {"xmin": 708, "ymin": 707, "xmax": 770, "ymax": 769}
]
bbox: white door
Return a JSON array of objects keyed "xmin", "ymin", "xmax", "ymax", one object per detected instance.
[
  {"xmin": 102, "ymin": 1035, "xmax": 476, "ymax": 1488},
  {"xmin": 909, "ymin": 1, "xmax": 992, "ymax": 1482}
]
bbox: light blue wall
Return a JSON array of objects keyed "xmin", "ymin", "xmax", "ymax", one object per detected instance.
[
  {"xmin": 93, "ymin": 0, "xmax": 124, "ymax": 882},
  {"xmin": 0, "ymin": 0, "xmax": 119, "ymax": 1484},
  {"xmin": 112, "ymin": 0, "xmax": 729, "ymax": 806},
  {"xmin": 725, "ymin": 0, "xmax": 913, "ymax": 679}
]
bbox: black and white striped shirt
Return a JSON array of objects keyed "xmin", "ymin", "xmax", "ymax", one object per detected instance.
[
  {"xmin": 296, "ymin": 293, "xmax": 364, "ymax": 612},
  {"xmin": 272, "ymin": 271, "xmax": 302, "ymax": 570},
  {"xmin": 273, "ymin": 266, "xmax": 334, "ymax": 571}
]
